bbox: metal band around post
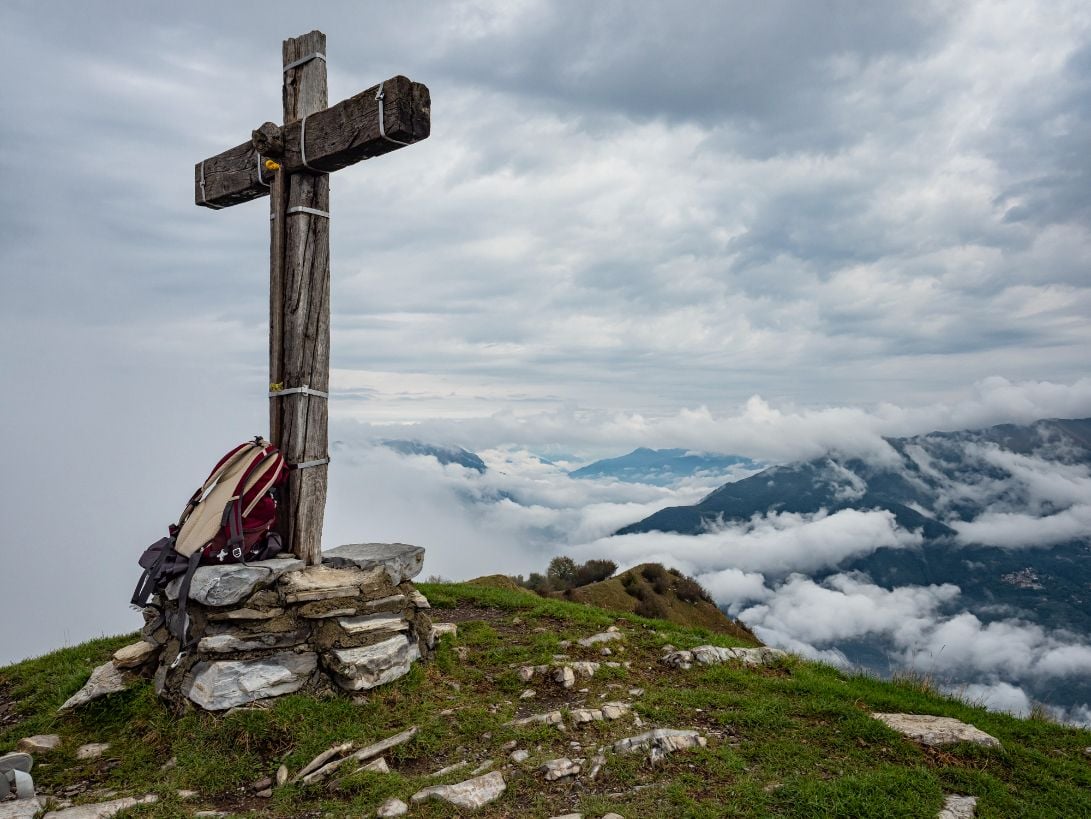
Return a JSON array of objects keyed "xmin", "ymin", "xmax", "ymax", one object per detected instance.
[
  {"xmin": 199, "ymin": 161, "xmax": 224, "ymax": 209},
  {"xmin": 268, "ymin": 385, "xmax": 329, "ymax": 399},
  {"xmin": 286, "ymin": 206, "xmax": 330, "ymax": 219},
  {"xmin": 290, "ymin": 458, "xmax": 330, "ymax": 471},
  {"xmin": 300, "ymin": 112, "xmax": 328, "ymax": 174},
  {"xmin": 375, "ymin": 83, "xmax": 411, "ymax": 147},
  {"xmin": 283, "ymin": 52, "xmax": 326, "ymax": 73}
]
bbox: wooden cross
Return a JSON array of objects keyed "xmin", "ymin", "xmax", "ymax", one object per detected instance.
[{"xmin": 194, "ymin": 30, "xmax": 430, "ymax": 565}]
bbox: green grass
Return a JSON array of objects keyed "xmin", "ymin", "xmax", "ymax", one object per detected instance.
[{"xmin": 1, "ymin": 581, "xmax": 1089, "ymax": 817}]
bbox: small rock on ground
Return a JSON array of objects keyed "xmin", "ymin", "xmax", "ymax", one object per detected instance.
[
  {"xmin": 510, "ymin": 749, "xmax": 529, "ymax": 763},
  {"xmin": 411, "ymin": 771, "xmax": 506, "ymax": 810},
  {"xmin": 111, "ymin": 641, "xmax": 158, "ymax": 669},
  {"xmin": 0, "ymin": 798, "xmax": 43, "ymax": 819},
  {"xmin": 937, "ymin": 795, "xmax": 977, "ymax": 819},
  {"xmin": 540, "ymin": 757, "xmax": 581, "ymax": 781},
  {"xmin": 871, "ymin": 713, "xmax": 1000, "ymax": 749},
  {"xmin": 17, "ymin": 734, "xmax": 60, "ymax": 753},
  {"xmin": 75, "ymin": 743, "xmax": 110, "ymax": 760},
  {"xmin": 376, "ymin": 797, "xmax": 409, "ymax": 817}
]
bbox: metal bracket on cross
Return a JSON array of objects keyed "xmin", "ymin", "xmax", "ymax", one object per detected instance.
[{"xmin": 269, "ymin": 384, "xmax": 329, "ymax": 399}]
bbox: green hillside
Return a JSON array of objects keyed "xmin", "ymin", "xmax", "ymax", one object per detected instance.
[{"xmin": 1, "ymin": 581, "xmax": 1088, "ymax": 817}]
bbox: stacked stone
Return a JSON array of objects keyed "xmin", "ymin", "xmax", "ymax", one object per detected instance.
[{"xmin": 141, "ymin": 543, "xmax": 434, "ymax": 711}]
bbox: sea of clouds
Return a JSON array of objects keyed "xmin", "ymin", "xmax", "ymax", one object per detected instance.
[{"xmin": 320, "ymin": 402, "xmax": 1091, "ymax": 725}]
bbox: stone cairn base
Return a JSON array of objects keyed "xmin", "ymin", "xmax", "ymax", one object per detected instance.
[{"xmin": 139, "ymin": 543, "xmax": 434, "ymax": 712}]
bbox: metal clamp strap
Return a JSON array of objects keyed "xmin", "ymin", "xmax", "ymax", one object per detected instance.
[
  {"xmin": 283, "ymin": 52, "xmax": 326, "ymax": 72},
  {"xmin": 290, "ymin": 458, "xmax": 330, "ymax": 470},
  {"xmin": 375, "ymin": 83, "xmax": 411, "ymax": 147},
  {"xmin": 199, "ymin": 161, "xmax": 224, "ymax": 209},
  {"xmin": 286, "ymin": 206, "xmax": 330, "ymax": 218},
  {"xmin": 269, "ymin": 385, "xmax": 329, "ymax": 399},
  {"xmin": 255, "ymin": 152, "xmax": 270, "ymax": 188},
  {"xmin": 300, "ymin": 112, "xmax": 328, "ymax": 174}
]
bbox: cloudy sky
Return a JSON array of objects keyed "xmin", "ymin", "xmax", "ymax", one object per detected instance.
[{"xmin": 2, "ymin": 1, "xmax": 1090, "ymax": 676}]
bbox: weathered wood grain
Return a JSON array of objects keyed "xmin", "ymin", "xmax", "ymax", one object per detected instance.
[
  {"xmin": 275, "ymin": 30, "xmax": 330, "ymax": 566},
  {"xmin": 195, "ymin": 74, "xmax": 430, "ymax": 209}
]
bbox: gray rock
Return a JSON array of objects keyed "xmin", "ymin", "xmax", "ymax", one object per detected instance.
[
  {"xmin": 198, "ymin": 627, "xmax": 309, "ymax": 654},
  {"xmin": 663, "ymin": 645, "xmax": 787, "ymax": 670},
  {"xmin": 602, "ymin": 814, "xmax": 625, "ymax": 819},
  {"xmin": 587, "ymin": 752, "xmax": 606, "ymax": 780},
  {"xmin": 59, "ymin": 662, "xmax": 131, "ymax": 712},
  {"xmin": 517, "ymin": 666, "xmax": 536, "ymax": 682},
  {"xmin": 431, "ymin": 761, "xmax": 469, "ymax": 777},
  {"xmin": 507, "ymin": 710, "xmax": 564, "ymax": 728},
  {"xmin": 339, "ymin": 613, "xmax": 410, "ymax": 636},
  {"xmin": 510, "ymin": 749, "xmax": 529, "ymax": 763},
  {"xmin": 407, "ymin": 589, "xmax": 430, "ymax": 608},
  {"xmin": 519, "ymin": 689, "xmax": 536, "ymax": 699},
  {"xmin": 540, "ymin": 757, "xmax": 581, "ymax": 781},
  {"xmin": 324, "ymin": 542, "xmax": 425, "ymax": 585},
  {"xmin": 327, "ymin": 635, "xmax": 420, "ymax": 691},
  {"xmin": 16, "ymin": 735, "xmax": 60, "ymax": 754},
  {"xmin": 365, "ymin": 594, "xmax": 408, "ymax": 610},
  {"xmin": 570, "ymin": 708, "xmax": 604, "ymax": 725},
  {"xmin": 183, "ymin": 651, "xmax": 317, "ymax": 710},
  {"xmin": 111, "ymin": 641, "xmax": 158, "ymax": 669},
  {"xmin": 431, "ymin": 622, "xmax": 458, "ymax": 638},
  {"xmin": 42, "ymin": 794, "xmax": 157, "ymax": 818},
  {"xmin": 871, "ymin": 714, "xmax": 1001, "ymax": 748},
  {"xmin": 166, "ymin": 559, "xmax": 303, "ymax": 606},
  {"xmin": 0, "ymin": 799, "xmax": 42, "ymax": 819},
  {"xmin": 614, "ymin": 729, "xmax": 707, "ymax": 763},
  {"xmin": 601, "ymin": 702, "xmax": 632, "ymax": 720},
  {"xmin": 549, "ymin": 814, "xmax": 583, "ymax": 819},
  {"xmin": 471, "ymin": 759, "xmax": 495, "ymax": 775},
  {"xmin": 938, "ymin": 795, "xmax": 978, "ymax": 819},
  {"xmin": 359, "ymin": 757, "xmax": 390, "ymax": 773},
  {"xmin": 75, "ymin": 743, "xmax": 110, "ymax": 760},
  {"xmin": 554, "ymin": 666, "xmax": 576, "ymax": 688},
  {"xmin": 570, "ymin": 661, "xmax": 600, "ymax": 678},
  {"xmin": 376, "ymin": 797, "xmax": 409, "ymax": 817},
  {"xmin": 577, "ymin": 631, "xmax": 623, "ymax": 648},
  {"xmin": 411, "ymin": 770, "xmax": 506, "ymax": 810}
]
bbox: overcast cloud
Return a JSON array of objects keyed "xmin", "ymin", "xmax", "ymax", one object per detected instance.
[{"xmin": 2, "ymin": 0, "xmax": 1090, "ymax": 702}]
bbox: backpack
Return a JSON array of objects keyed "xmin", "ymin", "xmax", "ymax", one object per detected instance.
[{"xmin": 131, "ymin": 437, "xmax": 289, "ymax": 654}]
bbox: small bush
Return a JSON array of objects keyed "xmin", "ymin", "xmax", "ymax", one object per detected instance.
[
  {"xmin": 641, "ymin": 563, "xmax": 669, "ymax": 583},
  {"xmin": 635, "ymin": 595, "xmax": 669, "ymax": 619},
  {"xmin": 651, "ymin": 574, "xmax": 670, "ymax": 595},
  {"xmin": 674, "ymin": 575, "xmax": 712, "ymax": 604},
  {"xmin": 572, "ymin": 559, "xmax": 617, "ymax": 588}
]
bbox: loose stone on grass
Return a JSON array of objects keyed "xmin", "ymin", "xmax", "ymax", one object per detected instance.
[
  {"xmin": 577, "ymin": 631, "xmax": 623, "ymax": 648},
  {"xmin": 871, "ymin": 714, "xmax": 1001, "ymax": 749},
  {"xmin": 510, "ymin": 749, "xmax": 529, "ymax": 763},
  {"xmin": 663, "ymin": 645, "xmax": 786, "ymax": 670},
  {"xmin": 614, "ymin": 729, "xmax": 707, "ymax": 763},
  {"xmin": 376, "ymin": 797, "xmax": 409, "ymax": 817},
  {"xmin": 938, "ymin": 795, "xmax": 978, "ymax": 818},
  {"xmin": 508, "ymin": 710, "xmax": 564, "ymax": 728},
  {"xmin": 111, "ymin": 641, "xmax": 158, "ymax": 669},
  {"xmin": 540, "ymin": 757, "xmax": 582, "ymax": 781},
  {"xmin": 75, "ymin": 743, "xmax": 110, "ymax": 760},
  {"xmin": 16, "ymin": 735, "xmax": 60, "ymax": 754},
  {"xmin": 58, "ymin": 662, "xmax": 132, "ymax": 712},
  {"xmin": 411, "ymin": 770, "xmax": 506, "ymax": 810}
]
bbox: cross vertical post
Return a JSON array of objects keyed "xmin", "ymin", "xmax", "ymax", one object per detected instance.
[
  {"xmin": 193, "ymin": 30, "xmax": 430, "ymax": 566},
  {"xmin": 274, "ymin": 31, "xmax": 330, "ymax": 565}
]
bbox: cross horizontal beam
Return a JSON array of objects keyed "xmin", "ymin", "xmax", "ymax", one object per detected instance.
[{"xmin": 194, "ymin": 74, "xmax": 430, "ymax": 209}]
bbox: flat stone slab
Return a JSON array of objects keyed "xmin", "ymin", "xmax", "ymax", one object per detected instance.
[
  {"xmin": 183, "ymin": 651, "xmax": 317, "ymax": 710},
  {"xmin": 279, "ymin": 564, "xmax": 386, "ymax": 604},
  {"xmin": 871, "ymin": 713, "xmax": 1000, "ymax": 748},
  {"xmin": 198, "ymin": 627, "xmax": 310, "ymax": 654},
  {"xmin": 42, "ymin": 795, "xmax": 157, "ymax": 818},
  {"xmin": 323, "ymin": 543, "xmax": 425, "ymax": 585},
  {"xmin": 327, "ymin": 634, "xmax": 420, "ymax": 691},
  {"xmin": 577, "ymin": 631, "xmax": 623, "ymax": 647},
  {"xmin": 76, "ymin": 743, "xmax": 110, "ymax": 760},
  {"xmin": 411, "ymin": 770, "xmax": 506, "ymax": 810},
  {"xmin": 112, "ymin": 641, "xmax": 158, "ymax": 669},
  {"xmin": 0, "ymin": 798, "xmax": 43, "ymax": 819},
  {"xmin": 166, "ymin": 558, "xmax": 303, "ymax": 606},
  {"xmin": 338, "ymin": 613, "xmax": 409, "ymax": 636},
  {"xmin": 59, "ymin": 662, "xmax": 132, "ymax": 712}
]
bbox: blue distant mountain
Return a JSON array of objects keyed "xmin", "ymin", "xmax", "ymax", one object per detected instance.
[
  {"xmin": 569, "ymin": 447, "xmax": 757, "ymax": 486},
  {"xmin": 381, "ymin": 440, "xmax": 487, "ymax": 473}
]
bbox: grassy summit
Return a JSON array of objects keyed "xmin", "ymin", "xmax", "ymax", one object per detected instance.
[{"xmin": 1, "ymin": 581, "xmax": 1089, "ymax": 817}]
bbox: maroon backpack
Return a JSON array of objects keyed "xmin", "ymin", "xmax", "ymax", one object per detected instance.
[{"xmin": 131, "ymin": 438, "xmax": 289, "ymax": 649}]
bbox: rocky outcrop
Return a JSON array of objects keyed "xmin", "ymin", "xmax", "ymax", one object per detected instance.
[
  {"xmin": 135, "ymin": 544, "xmax": 433, "ymax": 711},
  {"xmin": 938, "ymin": 795, "xmax": 978, "ymax": 819},
  {"xmin": 871, "ymin": 714, "xmax": 1001, "ymax": 749},
  {"xmin": 614, "ymin": 728, "xmax": 707, "ymax": 763},
  {"xmin": 663, "ymin": 645, "xmax": 787, "ymax": 670}
]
